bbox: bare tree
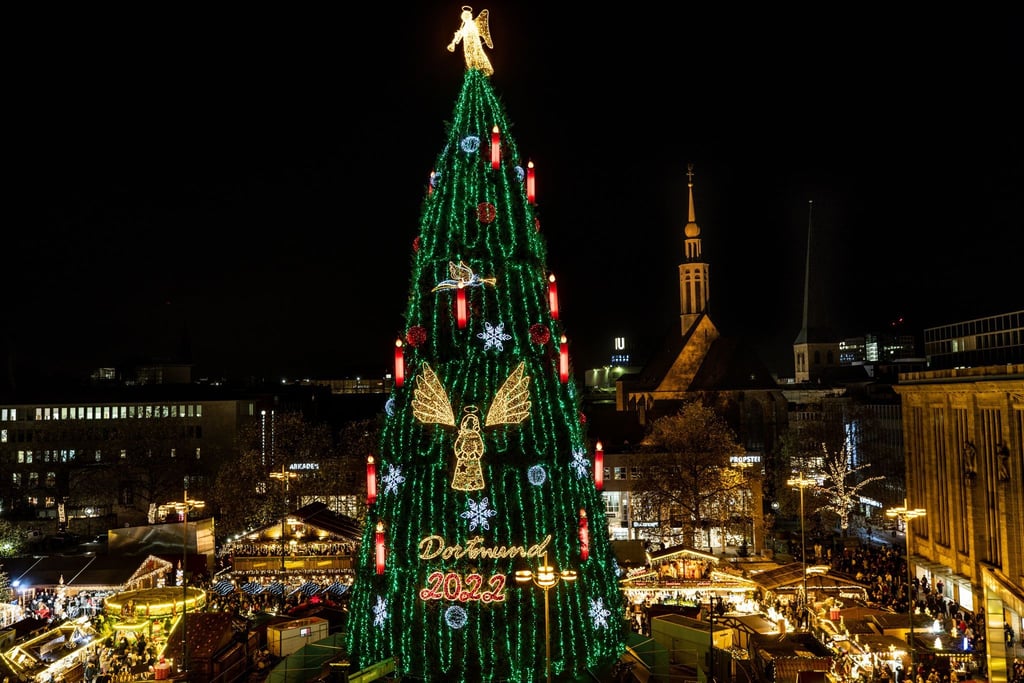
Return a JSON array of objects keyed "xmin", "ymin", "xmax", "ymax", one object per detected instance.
[
  {"xmin": 631, "ymin": 401, "xmax": 746, "ymax": 551},
  {"xmin": 208, "ymin": 410, "xmax": 336, "ymax": 544},
  {"xmin": 316, "ymin": 417, "xmax": 382, "ymax": 524}
]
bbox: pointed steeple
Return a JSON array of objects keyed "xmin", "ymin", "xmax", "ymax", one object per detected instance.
[
  {"xmin": 792, "ymin": 200, "xmax": 840, "ymax": 382},
  {"xmin": 679, "ymin": 163, "xmax": 710, "ymax": 335}
]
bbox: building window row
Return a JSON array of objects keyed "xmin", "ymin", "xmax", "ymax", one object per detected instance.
[{"xmin": 19, "ymin": 404, "xmax": 206, "ymax": 421}]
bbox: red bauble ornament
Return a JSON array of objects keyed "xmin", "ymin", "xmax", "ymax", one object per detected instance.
[
  {"xmin": 477, "ymin": 202, "xmax": 497, "ymax": 224},
  {"xmin": 529, "ymin": 323, "xmax": 550, "ymax": 345},
  {"xmin": 406, "ymin": 325, "xmax": 427, "ymax": 348},
  {"xmin": 534, "ymin": 217, "xmax": 541, "ymax": 232},
  {"xmin": 412, "ymin": 236, "xmax": 421, "ymax": 252},
  {"xmin": 579, "ymin": 412, "xmax": 587, "ymax": 424}
]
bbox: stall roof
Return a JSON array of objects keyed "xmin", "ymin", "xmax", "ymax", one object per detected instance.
[
  {"xmin": 748, "ymin": 563, "xmax": 869, "ymax": 593},
  {"xmin": 291, "ymin": 502, "xmax": 361, "ymax": 540},
  {"xmin": 750, "ymin": 632, "xmax": 833, "ymax": 683},
  {"xmin": 649, "ymin": 544, "xmax": 717, "ymax": 563},
  {"xmin": 2, "ymin": 554, "xmax": 169, "ymax": 591},
  {"xmin": 244, "ymin": 502, "xmax": 362, "ymax": 542}
]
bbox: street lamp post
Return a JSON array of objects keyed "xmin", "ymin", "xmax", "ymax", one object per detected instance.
[
  {"xmin": 160, "ymin": 480, "xmax": 205, "ymax": 674},
  {"xmin": 886, "ymin": 499, "xmax": 926, "ymax": 675},
  {"xmin": 515, "ymin": 553, "xmax": 578, "ymax": 683},
  {"xmin": 708, "ymin": 595, "xmax": 723, "ymax": 683},
  {"xmin": 734, "ymin": 460, "xmax": 753, "ymax": 555},
  {"xmin": 269, "ymin": 465, "xmax": 298, "ymax": 574},
  {"xmin": 787, "ymin": 473, "xmax": 816, "ymax": 630}
]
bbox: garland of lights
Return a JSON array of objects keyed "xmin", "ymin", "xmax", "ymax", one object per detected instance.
[{"xmin": 344, "ymin": 9, "xmax": 626, "ymax": 680}]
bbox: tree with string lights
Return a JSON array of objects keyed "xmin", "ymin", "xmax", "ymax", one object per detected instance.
[
  {"xmin": 815, "ymin": 442, "xmax": 884, "ymax": 532},
  {"xmin": 344, "ymin": 7, "xmax": 625, "ymax": 682}
]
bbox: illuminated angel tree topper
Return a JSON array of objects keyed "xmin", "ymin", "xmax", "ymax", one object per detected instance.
[{"xmin": 344, "ymin": 7, "xmax": 625, "ymax": 682}]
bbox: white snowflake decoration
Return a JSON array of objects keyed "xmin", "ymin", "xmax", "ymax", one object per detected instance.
[
  {"xmin": 460, "ymin": 497, "xmax": 498, "ymax": 532},
  {"xmin": 589, "ymin": 598, "xmax": 611, "ymax": 629},
  {"xmin": 477, "ymin": 321, "xmax": 512, "ymax": 351},
  {"xmin": 382, "ymin": 465, "xmax": 406, "ymax": 496},
  {"xmin": 570, "ymin": 448, "xmax": 589, "ymax": 479},
  {"xmin": 527, "ymin": 465, "xmax": 547, "ymax": 486},
  {"xmin": 373, "ymin": 595, "xmax": 389, "ymax": 628}
]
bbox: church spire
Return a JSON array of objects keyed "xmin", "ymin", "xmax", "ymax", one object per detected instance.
[
  {"xmin": 679, "ymin": 163, "xmax": 709, "ymax": 335},
  {"xmin": 792, "ymin": 200, "xmax": 840, "ymax": 382}
]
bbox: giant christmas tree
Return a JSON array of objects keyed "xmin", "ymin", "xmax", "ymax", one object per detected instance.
[{"xmin": 344, "ymin": 7, "xmax": 626, "ymax": 682}]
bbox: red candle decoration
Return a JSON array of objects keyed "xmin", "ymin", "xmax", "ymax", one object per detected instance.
[
  {"xmin": 594, "ymin": 441, "xmax": 604, "ymax": 491},
  {"xmin": 394, "ymin": 339, "xmax": 405, "ymax": 387},
  {"xmin": 559, "ymin": 335, "xmax": 569, "ymax": 383},
  {"xmin": 375, "ymin": 521, "xmax": 386, "ymax": 575},
  {"xmin": 366, "ymin": 455, "xmax": 377, "ymax": 505},
  {"xmin": 548, "ymin": 273, "xmax": 559, "ymax": 320},
  {"xmin": 579, "ymin": 508, "xmax": 590, "ymax": 561},
  {"xmin": 526, "ymin": 160, "xmax": 536, "ymax": 204},
  {"xmin": 456, "ymin": 283, "xmax": 468, "ymax": 329},
  {"xmin": 491, "ymin": 125, "xmax": 500, "ymax": 169}
]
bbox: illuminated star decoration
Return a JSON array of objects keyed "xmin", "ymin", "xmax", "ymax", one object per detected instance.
[
  {"xmin": 570, "ymin": 448, "xmax": 589, "ymax": 479},
  {"xmin": 460, "ymin": 497, "xmax": 498, "ymax": 531},
  {"xmin": 527, "ymin": 465, "xmax": 547, "ymax": 486},
  {"xmin": 430, "ymin": 260, "xmax": 497, "ymax": 292},
  {"xmin": 381, "ymin": 465, "xmax": 406, "ymax": 496},
  {"xmin": 589, "ymin": 598, "xmax": 611, "ymax": 629},
  {"xmin": 373, "ymin": 595, "xmax": 389, "ymax": 628},
  {"xmin": 477, "ymin": 321, "xmax": 512, "ymax": 351}
]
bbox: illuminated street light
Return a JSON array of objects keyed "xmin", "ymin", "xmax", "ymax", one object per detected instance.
[
  {"xmin": 733, "ymin": 459, "xmax": 754, "ymax": 554},
  {"xmin": 159, "ymin": 479, "xmax": 205, "ymax": 673},
  {"xmin": 515, "ymin": 553, "xmax": 578, "ymax": 683},
  {"xmin": 886, "ymin": 499, "xmax": 926, "ymax": 674},
  {"xmin": 787, "ymin": 473, "xmax": 816, "ymax": 629},
  {"xmin": 270, "ymin": 464, "xmax": 299, "ymax": 574}
]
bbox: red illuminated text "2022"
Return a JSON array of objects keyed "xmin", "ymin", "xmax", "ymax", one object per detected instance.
[{"xmin": 418, "ymin": 571, "xmax": 507, "ymax": 603}]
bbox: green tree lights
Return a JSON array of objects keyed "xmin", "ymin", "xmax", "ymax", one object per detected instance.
[{"xmin": 344, "ymin": 23, "xmax": 625, "ymax": 683}]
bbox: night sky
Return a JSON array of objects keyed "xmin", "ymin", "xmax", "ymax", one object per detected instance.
[{"xmin": 13, "ymin": 4, "xmax": 1022, "ymax": 385}]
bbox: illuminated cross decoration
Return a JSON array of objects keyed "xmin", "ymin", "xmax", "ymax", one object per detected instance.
[{"xmin": 412, "ymin": 361, "xmax": 531, "ymax": 491}]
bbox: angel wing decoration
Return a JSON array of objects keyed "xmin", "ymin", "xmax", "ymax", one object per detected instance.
[
  {"xmin": 485, "ymin": 361, "xmax": 531, "ymax": 426},
  {"xmin": 412, "ymin": 361, "xmax": 530, "ymax": 491},
  {"xmin": 411, "ymin": 363, "xmax": 457, "ymax": 427},
  {"xmin": 446, "ymin": 6, "xmax": 494, "ymax": 77}
]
